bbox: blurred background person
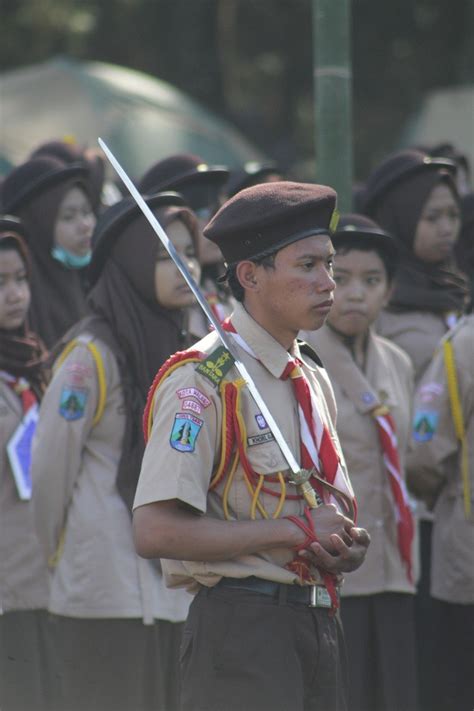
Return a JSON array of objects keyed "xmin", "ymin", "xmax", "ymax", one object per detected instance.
[
  {"xmin": 1, "ymin": 156, "xmax": 97, "ymax": 349},
  {"xmin": 455, "ymin": 191, "xmax": 474, "ymax": 305},
  {"xmin": 30, "ymin": 137, "xmax": 120, "ymax": 213},
  {"xmin": 31, "ymin": 192, "xmax": 198, "ymax": 711},
  {"xmin": 416, "ymin": 141, "xmax": 472, "ymax": 198},
  {"xmin": 0, "ymin": 217, "xmax": 52, "ymax": 711},
  {"xmin": 30, "ymin": 139, "xmax": 105, "ymax": 214},
  {"xmin": 139, "ymin": 153, "xmax": 231, "ymax": 324},
  {"xmin": 224, "ymin": 160, "xmax": 284, "ymax": 199},
  {"xmin": 363, "ymin": 148, "xmax": 467, "ymax": 380},
  {"xmin": 363, "ymin": 147, "xmax": 468, "ymax": 711},
  {"xmin": 408, "ymin": 309, "xmax": 474, "ymax": 711},
  {"xmin": 301, "ymin": 214, "xmax": 418, "ymax": 711}
]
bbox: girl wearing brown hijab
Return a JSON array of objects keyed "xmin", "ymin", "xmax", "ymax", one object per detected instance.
[
  {"xmin": 31, "ymin": 193, "xmax": 200, "ymax": 711},
  {"xmin": 363, "ymin": 148, "xmax": 468, "ymax": 711},
  {"xmin": 0, "ymin": 218, "xmax": 52, "ymax": 711},
  {"xmin": 1, "ymin": 156, "xmax": 97, "ymax": 349}
]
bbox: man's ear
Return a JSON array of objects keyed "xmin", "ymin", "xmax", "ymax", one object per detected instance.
[{"xmin": 235, "ymin": 260, "xmax": 260, "ymax": 292}]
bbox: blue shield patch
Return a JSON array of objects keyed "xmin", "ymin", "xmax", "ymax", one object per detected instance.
[
  {"xmin": 170, "ymin": 412, "xmax": 203, "ymax": 453},
  {"xmin": 413, "ymin": 410, "xmax": 439, "ymax": 442},
  {"xmin": 59, "ymin": 386, "xmax": 89, "ymax": 421}
]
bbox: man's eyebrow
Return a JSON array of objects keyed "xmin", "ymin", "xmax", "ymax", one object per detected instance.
[
  {"xmin": 334, "ymin": 267, "xmax": 384, "ymax": 274},
  {"xmin": 295, "ymin": 250, "xmax": 336, "ymax": 260}
]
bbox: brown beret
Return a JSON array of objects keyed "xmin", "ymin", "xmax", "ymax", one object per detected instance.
[{"xmin": 203, "ymin": 181, "xmax": 338, "ymax": 264}]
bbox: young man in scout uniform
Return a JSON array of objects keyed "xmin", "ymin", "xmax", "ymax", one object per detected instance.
[{"xmin": 133, "ymin": 182, "xmax": 371, "ymax": 711}]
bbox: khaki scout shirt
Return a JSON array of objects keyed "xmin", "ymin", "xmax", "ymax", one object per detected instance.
[
  {"xmin": 0, "ymin": 378, "xmax": 49, "ymax": 612},
  {"xmin": 134, "ymin": 302, "xmax": 349, "ymax": 593},
  {"xmin": 302, "ymin": 325, "xmax": 416, "ymax": 596},
  {"xmin": 407, "ymin": 315, "xmax": 474, "ymax": 604},
  {"xmin": 31, "ymin": 334, "xmax": 191, "ymax": 623},
  {"xmin": 377, "ymin": 309, "xmax": 448, "ymax": 384}
]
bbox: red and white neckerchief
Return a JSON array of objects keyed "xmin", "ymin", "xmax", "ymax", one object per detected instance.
[
  {"xmin": 372, "ymin": 406, "xmax": 414, "ymax": 582},
  {"xmin": 0, "ymin": 370, "xmax": 37, "ymax": 414},
  {"xmin": 222, "ymin": 319, "xmax": 355, "ymax": 511},
  {"xmin": 206, "ymin": 292, "xmax": 227, "ymax": 325}
]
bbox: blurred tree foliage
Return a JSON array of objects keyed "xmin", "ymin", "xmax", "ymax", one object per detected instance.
[{"xmin": 1, "ymin": 0, "xmax": 473, "ymax": 179}]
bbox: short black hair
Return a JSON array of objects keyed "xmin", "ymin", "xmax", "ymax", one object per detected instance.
[
  {"xmin": 332, "ymin": 234, "xmax": 397, "ymax": 282},
  {"xmin": 224, "ymin": 251, "xmax": 277, "ymax": 302}
]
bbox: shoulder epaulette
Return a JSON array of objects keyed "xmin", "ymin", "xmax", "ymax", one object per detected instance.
[
  {"xmin": 143, "ymin": 349, "xmax": 204, "ymax": 443},
  {"xmin": 297, "ymin": 340, "xmax": 324, "ymax": 368},
  {"xmin": 195, "ymin": 345, "xmax": 235, "ymax": 387}
]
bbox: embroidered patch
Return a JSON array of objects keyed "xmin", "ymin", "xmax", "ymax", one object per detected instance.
[
  {"xmin": 247, "ymin": 432, "xmax": 275, "ymax": 447},
  {"xmin": 176, "ymin": 387, "xmax": 211, "ymax": 408},
  {"xmin": 195, "ymin": 346, "xmax": 234, "ymax": 387},
  {"xmin": 418, "ymin": 382, "xmax": 444, "ymax": 404},
  {"xmin": 59, "ymin": 386, "xmax": 89, "ymax": 421},
  {"xmin": 65, "ymin": 363, "xmax": 93, "ymax": 386},
  {"xmin": 170, "ymin": 413, "xmax": 203, "ymax": 452},
  {"xmin": 361, "ymin": 391, "xmax": 376, "ymax": 404},
  {"xmin": 413, "ymin": 411, "xmax": 439, "ymax": 442},
  {"xmin": 255, "ymin": 413, "xmax": 268, "ymax": 430},
  {"xmin": 182, "ymin": 399, "xmax": 202, "ymax": 415}
]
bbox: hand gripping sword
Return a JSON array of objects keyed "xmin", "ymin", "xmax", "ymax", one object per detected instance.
[{"xmin": 98, "ymin": 138, "xmax": 321, "ymax": 509}]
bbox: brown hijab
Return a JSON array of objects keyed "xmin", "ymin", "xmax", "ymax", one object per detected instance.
[
  {"xmin": 372, "ymin": 171, "xmax": 467, "ymax": 313},
  {"xmin": 68, "ymin": 203, "xmax": 200, "ymax": 512},
  {"xmin": 14, "ymin": 179, "xmax": 92, "ymax": 349},
  {"xmin": 0, "ymin": 231, "xmax": 49, "ymax": 399}
]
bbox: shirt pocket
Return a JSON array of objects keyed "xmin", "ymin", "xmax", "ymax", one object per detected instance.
[{"xmin": 244, "ymin": 432, "xmax": 289, "ymax": 475}]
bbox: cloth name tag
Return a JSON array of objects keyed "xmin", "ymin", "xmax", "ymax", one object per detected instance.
[{"xmin": 247, "ymin": 432, "xmax": 274, "ymax": 447}]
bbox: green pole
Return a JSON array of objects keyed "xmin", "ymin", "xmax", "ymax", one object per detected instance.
[{"xmin": 312, "ymin": 0, "xmax": 353, "ymax": 212}]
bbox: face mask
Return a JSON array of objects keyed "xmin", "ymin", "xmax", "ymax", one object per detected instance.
[{"xmin": 51, "ymin": 245, "xmax": 92, "ymax": 269}]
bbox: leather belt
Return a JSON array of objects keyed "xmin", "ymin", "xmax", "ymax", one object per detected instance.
[{"xmin": 215, "ymin": 576, "xmax": 335, "ymax": 608}]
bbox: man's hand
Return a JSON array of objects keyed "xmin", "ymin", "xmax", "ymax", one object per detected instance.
[
  {"xmin": 306, "ymin": 504, "xmax": 355, "ymax": 553},
  {"xmin": 302, "ymin": 526, "xmax": 370, "ymax": 574}
]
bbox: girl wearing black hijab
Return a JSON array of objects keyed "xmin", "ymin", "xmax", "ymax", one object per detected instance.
[
  {"xmin": 364, "ymin": 149, "xmax": 467, "ymax": 381},
  {"xmin": 31, "ymin": 193, "xmax": 200, "ymax": 711},
  {"xmin": 0, "ymin": 218, "xmax": 52, "ymax": 711},
  {"xmin": 1, "ymin": 156, "xmax": 96, "ymax": 349},
  {"xmin": 363, "ymin": 148, "xmax": 468, "ymax": 711}
]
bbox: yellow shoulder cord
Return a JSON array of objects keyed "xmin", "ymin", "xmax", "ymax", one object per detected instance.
[
  {"xmin": 48, "ymin": 339, "xmax": 107, "ymax": 567},
  {"xmin": 211, "ymin": 378, "xmax": 287, "ymax": 520},
  {"xmin": 443, "ymin": 339, "xmax": 471, "ymax": 518}
]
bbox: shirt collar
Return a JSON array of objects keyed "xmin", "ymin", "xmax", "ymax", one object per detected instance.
[{"xmin": 231, "ymin": 302, "xmax": 300, "ymax": 379}]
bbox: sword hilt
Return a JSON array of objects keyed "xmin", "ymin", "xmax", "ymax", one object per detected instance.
[{"xmin": 289, "ymin": 468, "xmax": 323, "ymax": 509}]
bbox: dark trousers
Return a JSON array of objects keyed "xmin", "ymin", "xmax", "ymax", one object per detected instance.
[
  {"xmin": 415, "ymin": 520, "xmax": 438, "ymax": 711},
  {"xmin": 0, "ymin": 610, "xmax": 56, "ymax": 711},
  {"xmin": 179, "ymin": 585, "xmax": 348, "ymax": 711},
  {"xmin": 48, "ymin": 615, "xmax": 183, "ymax": 711},
  {"xmin": 431, "ymin": 599, "xmax": 474, "ymax": 711},
  {"xmin": 341, "ymin": 593, "xmax": 418, "ymax": 711}
]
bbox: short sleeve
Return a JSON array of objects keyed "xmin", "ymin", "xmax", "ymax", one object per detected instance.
[{"xmin": 133, "ymin": 364, "xmax": 220, "ymax": 514}]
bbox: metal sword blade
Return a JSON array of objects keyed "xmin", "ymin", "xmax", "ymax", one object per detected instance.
[{"xmin": 98, "ymin": 138, "xmax": 301, "ymax": 475}]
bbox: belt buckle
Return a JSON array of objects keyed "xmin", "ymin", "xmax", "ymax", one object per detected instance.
[{"xmin": 309, "ymin": 585, "xmax": 332, "ymax": 609}]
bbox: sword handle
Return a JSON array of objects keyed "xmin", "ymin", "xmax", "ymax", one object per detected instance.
[{"xmin": 290, "ymin": 469, "xmax": 323, "ymax": 509}]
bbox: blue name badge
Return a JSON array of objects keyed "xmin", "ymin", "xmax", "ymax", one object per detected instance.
[{"xmin": 6, "ymin": 404, "xmax": 39, "ymax": 501}]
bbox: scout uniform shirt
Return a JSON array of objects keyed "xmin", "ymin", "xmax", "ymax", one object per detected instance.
[
  {"xmin": 377, "ymin": 309, "xmax": 448, "ymax": 383},
  {"xmin": 134, "ymin": 302, "xmax": 349, "ymax": 593},
  {"xmin": 301, "ymin": 324, "xmax": 416, "ymax": 595},
  {"xmin": 0, "ymin": 377, "xmax": 49, "ymax": 612},
  {"xmin": 31, "ymin": 334, "xmax": 191, "ymax": 623},
  {"xmin": 407, "ymin": 315, "xmax": 474, "ymax": 604}
]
